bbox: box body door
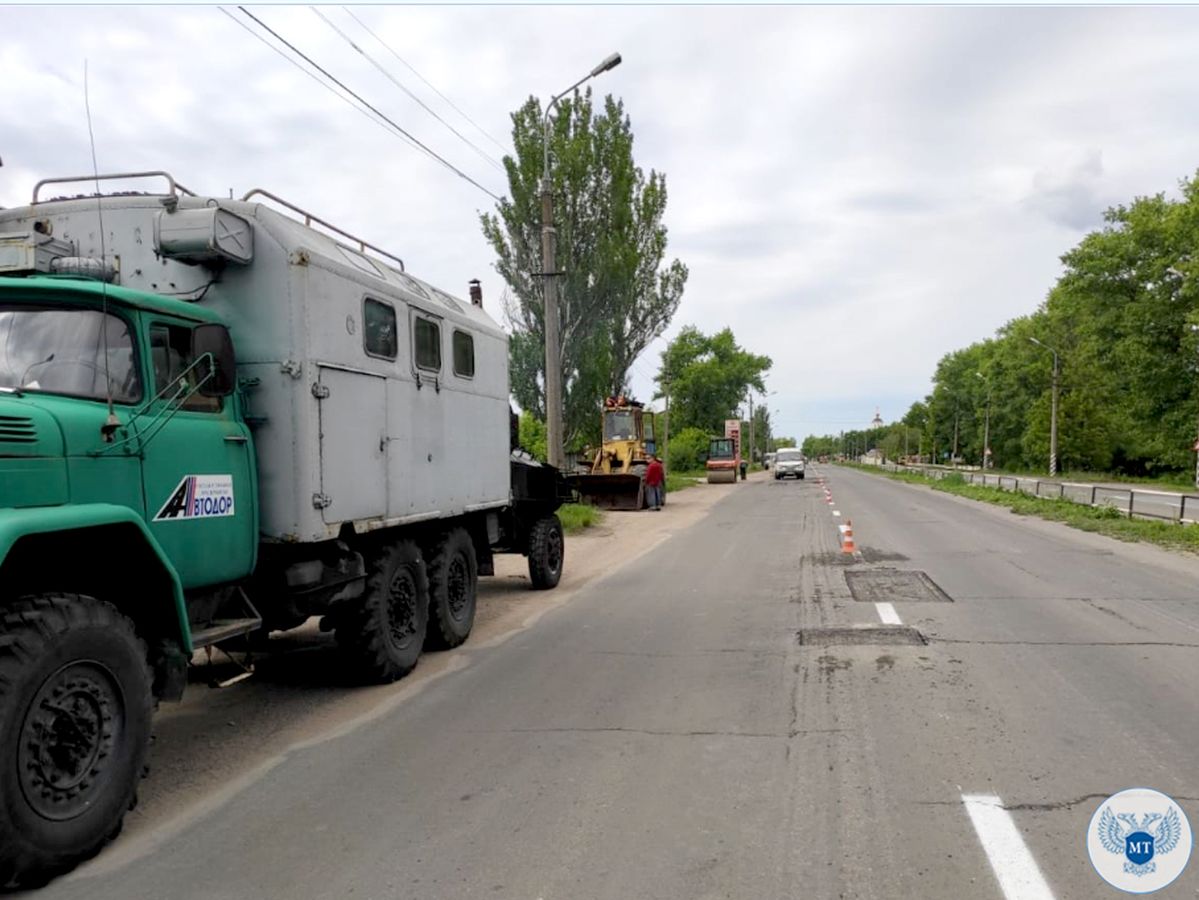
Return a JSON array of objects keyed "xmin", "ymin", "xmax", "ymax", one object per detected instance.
[{"xmin": 317, "ymin": 365, "xmax": 387, "ymax": 524}]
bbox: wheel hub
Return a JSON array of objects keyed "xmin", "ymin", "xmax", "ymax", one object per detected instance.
[
  {"xmin": 19, "ymin": 663, "xmax": 121, "ymax": 821},
  {"xmin": 386, "ymin": 569, "xmax": 418, "ymax": 648}
]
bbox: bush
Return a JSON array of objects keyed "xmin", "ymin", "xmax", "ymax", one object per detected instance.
[
  {"xmin": 669, "ymin": 427, "xmax": 710, "ymax": 472},
  {"xmin": 518, "ymin": 411, "xmax": 548, "ymax": 462}
]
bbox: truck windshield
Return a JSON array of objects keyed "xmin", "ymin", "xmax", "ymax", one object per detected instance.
[
  {"xmin": 603, "ymin": 410, "xmax": 637, "ymax": 441},
  {"xmin": 777, "ymin": 449, "xmax": 803, "ymax": 461},
  {"xmin": 0, "ymin": 306, "xmax": 141, "ymax": 403},
  {"xmin": 709, "ymin": 438, "xmax": 735, "ymax": 459}
]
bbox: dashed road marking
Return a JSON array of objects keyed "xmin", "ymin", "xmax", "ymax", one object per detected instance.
[
  {"xmin": 875, "ymin": 602, "xmax": 901, "ymax": 625},
  {"xmin": 961, "ymin": 793, "xmax": 1056, "ymax": 900},
  {"xmin": 833, "ymin": 510, "xmax": 841, "ymax": 517}
]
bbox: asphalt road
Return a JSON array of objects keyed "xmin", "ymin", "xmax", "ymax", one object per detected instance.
[{"xmin": 32, "ymin": 465, "xmax": 1199, "ymax": 899}]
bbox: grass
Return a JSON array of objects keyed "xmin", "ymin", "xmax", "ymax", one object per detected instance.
[
  {"xmin": 665, "ymin": 470, "xmax": 706, "ymax": 493},
  {"xmin": 851, "ymin": 464, "xmax": 1199, "ymax": 553},
  {"xmin": 558, "ymin": 503, "xmax": 603, "ymax": 534}
]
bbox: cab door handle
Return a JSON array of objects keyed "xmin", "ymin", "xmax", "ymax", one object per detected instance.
[{"xmin": 225, "ymin": 434, "xmax": 248, "ymax": 444}]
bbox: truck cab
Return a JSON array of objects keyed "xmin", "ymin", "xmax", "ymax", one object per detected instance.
[{"xmin": 0, "ymin": 276, "xmax": 254, "ymax": 648}]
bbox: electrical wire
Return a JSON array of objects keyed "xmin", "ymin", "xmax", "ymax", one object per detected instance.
[
  {"xmin": 312, "ymin": 7, "xmax": 503, "ymax": 171},
  {"xmin": 235, "ymin": 6, "xmax": 502, "ymax": 203},
  {"xmin": 218, "ymin": 8, "xmax": 422, "ymax": 156},
  {"xmin": 342, "ymin": 6, "xmax": 508, "ymax": 154}
]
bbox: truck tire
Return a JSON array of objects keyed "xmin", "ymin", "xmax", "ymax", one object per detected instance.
[
  {"xmin": 527, "ymin": 515, "xmax": 564, "ymax": 590},
  {"xmin": 0, "ymin": 593, "xmax": 153, "ymax": 890},
  {"xmin": 424, "ymin": 528, "xmax": 477, "ymax": 650},
  {"xmin": 336, "ymin": 539, "xmax": 429, "ymax": 682}
]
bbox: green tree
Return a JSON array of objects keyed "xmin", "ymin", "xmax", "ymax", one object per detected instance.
[
  {"xmin": 481, "ymin": 91, "xmax": 687, "ymax": 447},
  {"xmin": 517, "ymin": 411, "xmax": 548, "ymax": 462},
  {"xmin": 668, "ymin": 426, "xmax": 711, "ymax": 472},
  {"xmin": 801, "ymin": 435, "xmax": 837, "ymax": 457},
  {"xmin": 656, "ymin": 326, "xmax": 772, "ymax": 433}
]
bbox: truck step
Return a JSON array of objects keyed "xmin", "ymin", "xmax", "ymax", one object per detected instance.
[{"xmin": 190, "ymin": 617, "xmax": 263, "ymax": 649}]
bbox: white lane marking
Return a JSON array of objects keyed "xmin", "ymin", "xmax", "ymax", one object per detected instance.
[
  {"xmin": 961, "ymin": 794, "xmax": 1056, "ymax": 900},
  {"xmin": 875, "ymin": 602, "xmax": 901, "ymax": 625},
  {"xmin": 832, "ymin": 510, "xmax": 841, "ymax": 517}
]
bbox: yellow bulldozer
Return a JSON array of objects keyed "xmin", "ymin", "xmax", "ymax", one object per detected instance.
[{"xmin": 570, "ymin": 396, "xmax": 659, "ymax": 511}]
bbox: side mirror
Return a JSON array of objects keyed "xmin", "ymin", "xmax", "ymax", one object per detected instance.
[{"xmin": 193, "ymin": 323, "xmax": 237, "ymax": 396}]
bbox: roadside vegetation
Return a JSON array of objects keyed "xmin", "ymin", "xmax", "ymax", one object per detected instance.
[
  {"xmin": 665, "ymin": 470, "xmax": 704, "ymax": 493},
  {"xmin": 858, "ymin": 465, "xmax": 1199, "ymax": 553},
  {"xmin": 558, "ymin": 503, "xmax": 603, "ymax": 534},
  {"xmin": 806, "ymin": 169, "xmax": 1199, "ymax": 483}
]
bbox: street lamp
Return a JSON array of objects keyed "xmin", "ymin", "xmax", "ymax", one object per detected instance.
[
  {"xmin": 974, "ymin": 371, "xmax": 991, "ymax": 470},
  {"xmin": 540, "ymin": 52, "xmax": 622, "ymax": 470},
  {"xmin": 1029, "ymin": 337, "xmax": 1060, "ymax": 476}
]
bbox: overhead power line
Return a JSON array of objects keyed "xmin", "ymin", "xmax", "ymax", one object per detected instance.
[
  {"xmin": 235, "ymin": 6, "xmax": 502, "ymax": 203},
  {"xmin": 342, "ymin": 6, "xmax": 509, "ymax": 155},
  {"xmin": 311, "ymin": 7, "xmax": 503, "ymax": 172},
  {"xmin": 218, "ymin": 8, "xmax": 422, "ymax": 156}
]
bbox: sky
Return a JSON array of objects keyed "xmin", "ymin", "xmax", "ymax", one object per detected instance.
[{"xmin": 3, "ymin": 5, "xmax": 1199, "ymax": 442}]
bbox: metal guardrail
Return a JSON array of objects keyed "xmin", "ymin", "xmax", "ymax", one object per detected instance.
[{"xmin": 869, "ymin": 463, "xmax": 1199, "ymax": 525}]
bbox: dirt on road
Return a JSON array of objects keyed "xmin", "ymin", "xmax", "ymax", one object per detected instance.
[{"xmin": 80, "ymin": 476, "xmax": 745, "ymax": 876}]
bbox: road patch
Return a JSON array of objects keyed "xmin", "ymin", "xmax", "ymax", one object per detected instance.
[
  {"xmin": 796, "ymin": 624, "xmax": 927, "ymax": 646},
  {"xmin": 844, "ymin": 568, "xmax": 954, "ymax": 603}
]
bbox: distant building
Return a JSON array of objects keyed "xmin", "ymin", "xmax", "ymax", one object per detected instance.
[
  {"xmin": 860, "ymin": 448, "xmax": 886, "ymax": 466},
  {"xmin": 870, "ymin": 407, "xmax": 884, "ymax": 428}
]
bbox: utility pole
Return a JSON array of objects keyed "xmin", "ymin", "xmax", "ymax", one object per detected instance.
[
  {"xmin": 539, "ymin": 53, "xmax": 622, "ymax": 470},
  {"xmin": 1049, "ymin": 351, "xmax": 1059, "ymax": 477},
  {"xmin": 748, "ymin": 393, "xmax": 754, "ymax": 469},
  {"xmin": 1030, "ymin": 337, "xmax": 1060, "ymax": 477},
  {"xmin": 952, "ymin": 411, "xmax": 959, "ymax": 467},
  {"xmin": 975, "ymin": 371, "xmax": 991, "ymax": 470},
  {"xmin": 540, "ymin": 181, "xmax": 562, "ymax": 469},
  {"xmin": 983, "ymin": 402, "xmax": 990, "ymax": 470},
  {"xmin": 663, "ymin": 378, "xmax": 671, "ymax": 473}
]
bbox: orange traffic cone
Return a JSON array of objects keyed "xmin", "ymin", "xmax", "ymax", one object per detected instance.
[{"xmin": 842, "ymin": 520, "xmax": 856, "ymax": 554}]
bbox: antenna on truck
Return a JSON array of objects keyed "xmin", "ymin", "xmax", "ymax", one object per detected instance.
[{"xmin": 83, "ymin": 60, "xmax": 120, "ymax": 442}]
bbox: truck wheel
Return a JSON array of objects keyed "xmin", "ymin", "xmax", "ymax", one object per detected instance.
[
  {"xmin": 336, "ymin": 540, "xmax": 429, "ymax": 682},
  {"xmin": 0, "ymin": 594, "xmax": 153, "ymax": 889},
  {"xmin": 424, "ymin": 529, "xmax": 477, "ymax": 650},
  {"xmin": 527, "ymin": 515, "xmax": 564, "ymax": 590}
]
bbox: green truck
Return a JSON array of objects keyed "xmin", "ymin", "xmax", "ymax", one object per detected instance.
[{"xmin": 0, "ymin": 172, "xmax": 569, "ymax": 886}]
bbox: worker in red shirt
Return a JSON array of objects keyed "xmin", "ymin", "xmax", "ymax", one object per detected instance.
[{"xmin": 645, "ymin": 455, "xmax": 665, "ymax": 511}]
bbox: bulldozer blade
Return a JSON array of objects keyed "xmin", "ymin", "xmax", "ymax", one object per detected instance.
[{"xmin": 570, "ymin": 473, "xmax": 646, "ymax": 511}]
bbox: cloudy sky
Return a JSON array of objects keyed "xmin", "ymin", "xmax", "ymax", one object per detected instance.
[{"xmin": 3, "ymin": 5, "xmax": 1199, "ymax": 441}]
